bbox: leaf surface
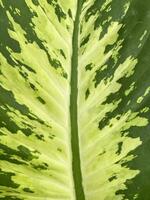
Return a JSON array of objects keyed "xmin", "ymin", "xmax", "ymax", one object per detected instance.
[{"xmin": 0, "ymin": 0, "xmax": 150, "ymax": 200}]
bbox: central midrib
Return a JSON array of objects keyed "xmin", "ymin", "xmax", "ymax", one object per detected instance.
[{"xmin": 70, "ymin": 0, "xmax": 85, "ymax": 200}]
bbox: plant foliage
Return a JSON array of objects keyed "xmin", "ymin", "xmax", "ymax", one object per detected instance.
[{"xmin": 0, "ymin": 0, "xmax": 150, "ymax": 199}]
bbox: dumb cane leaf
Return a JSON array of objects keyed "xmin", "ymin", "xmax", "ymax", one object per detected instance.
[{"xmin": 0, "ymin": 0, "xmax": 150, "ymax": 199}]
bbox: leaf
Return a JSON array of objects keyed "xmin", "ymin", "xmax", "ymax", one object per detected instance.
[{"xmin": 0, "ymin": 0, "xmax": 150, "ymax": 200}]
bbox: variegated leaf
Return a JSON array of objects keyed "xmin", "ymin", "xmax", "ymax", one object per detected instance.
[{"xmin": 0, "ymin": 0, "xmax": 150, "ymax": 200}]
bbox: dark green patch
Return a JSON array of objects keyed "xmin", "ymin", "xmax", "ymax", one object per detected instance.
[
  {"xmin": 32, "ymin": 162, "xmax": 49, "ymax": 170},
  {"xmin": 47, "ymin": 0, "xmax": 66, "ymax": 22},
  {"xmin": 80, "ymin": 34, "xmax": 90, "ymax": 47},
  {"xmin": 19, "ymin": 71, "xmax": 28, "ymax": 79},
  {"xmin": 0, "ymin": 143, "xmax": 37, "ymax": 165},
  {"xmin": 32, "ymin": 0, "xmax": 39, "ymax": 6},
  {"xmin": 21, "ymin": 128, "xmax": 33, "ymax": 136},
  {"xmin": 116, "ymin": 142, "xmax": 123, "ymax": 155},
  {"xmin": 57, "ymin": 148, "xmax": 62, "ymax": 152},
  {"xmin": 55, "ymin": 4, "xmax": 66, "ymax": 22},
  {"xmin": 17, "ymin": 145, "xmax": 37, "ymax": 161},
  {"xmin": 62, "ymin": 72, "xmax": 68, "ymax": 79},
  {"xmin": 109, "ymin": 175, "xmax": 117, "ymax": 182},
  {"xmin": 0, "ymin": 143, "xmax": 27, "ymax": 165},
  {"xmin": 0, "ymin": 86, "xmax": 29, "ymax": 115},
  {"xmin": 51, "ymin": 58, "xmax": 61, "ymax": 69},
  {"xmin": 35, "ymin": 134, "xmax": 45, "ymax": 141},
  {"xmin": 85, "ymin": 88, "xmax": 90, "ymax": 100},
  {"xmin": 37, "ymin": 97, "xmax": 46, "ymax": 104},
  {"xmin": 85, "ymin": 63, "xmax": 92, "ymax": 71},
  {"xmin": 98, "ymin": 117, "xmax": 107, "ymax": 130},
  {"xmin": 0, "ymin": 169, "xmax": 19, "ymax": 188},
  {"xmin": 49, "ymin": 134, "xmax": 56, "ymax": 139},
  {"xmin": 23, "ymin": 187, "xmax": 34, "ymax": 193},
  {"xmin": 0, "ymin": 131, "xmax": 4, "ymax": 136},
  {"xmin": 16, "ymin": 60, "xmax": 36, "ymax": 74},
  {"xmin": 104, "ymin": 44, "xmax": 115, "ymax": 54},
  {"xmin": 29, "ymin": 83, "xmax": 37, "ymax": 91},
  {"xmin": 98, "ymin": 150, "xmax": 106, "ymax": 156},
  {"xmin": 68, "ymin": 9, "xmax": 72, "ymax": 18},
  {"xmin": 0, "ymin": 86, "xmax": 32, "ymax": 134},
  {"xmin": 60, "ymin": 49, "xmax": 66, "ymax": 59}
]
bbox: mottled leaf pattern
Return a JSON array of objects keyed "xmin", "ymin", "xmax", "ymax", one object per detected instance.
[{"xmin": 0, "ymin": 0, "xmax": 150, "ymax": 200}]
